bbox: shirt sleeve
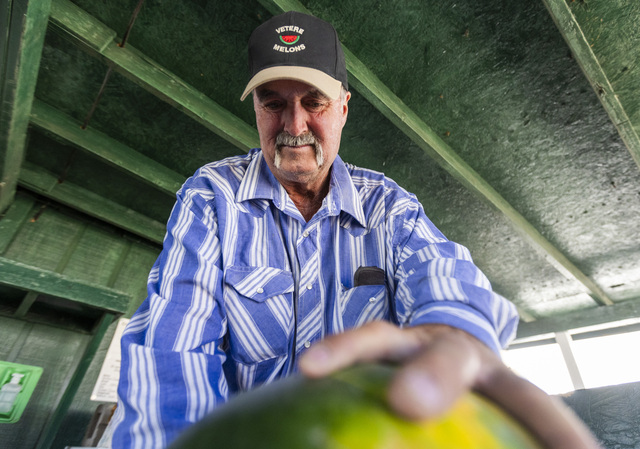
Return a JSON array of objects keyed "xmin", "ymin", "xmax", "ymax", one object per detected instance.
[
  {"xmin": 391, "ymin": 199, "xmax": 519, "ymax": 354},
  {"xmin": 111, "ymin": 185, "xmax": 229, "ymax": 449}
]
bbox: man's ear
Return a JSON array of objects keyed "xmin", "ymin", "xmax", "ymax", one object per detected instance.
[{"xmin": 341, "ymin": 91, "xmax": 351, "ymax": 124}]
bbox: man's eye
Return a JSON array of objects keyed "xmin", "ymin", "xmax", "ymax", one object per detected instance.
[
  {"xmin": 305, "ymin": 101, "xmax": 325, "ymax": 110},
  {"xmin": 264, "ymin": 102, "xmax": 283, "ymax": 110}
]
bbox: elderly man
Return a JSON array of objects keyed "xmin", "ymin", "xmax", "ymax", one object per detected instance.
[{"xmin": 110, "ymin": 11, "xmax": 600, "ymax": 449}]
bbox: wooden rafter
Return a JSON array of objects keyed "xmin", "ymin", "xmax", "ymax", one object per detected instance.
[
  {"xmin": 18, "ymin": 161, "xmax": 166, "ymax": 244},
  {"xmin": 30, "ymin": 100, "xmax": 184, "ymax": 196},
  {"xmin": 47, "ymin": 0, "xmax": 260, "ymax": 152},
  {"xmin": 517, "ymin": 298, "xmax": 640, "ymax": 339},
  {"xmin": 542, "ymin": 0, "xmax": 640, "ymax": 170},
  {"xmin": 0, "ymin": 256, "xmax": 130, "ymax": 313}
]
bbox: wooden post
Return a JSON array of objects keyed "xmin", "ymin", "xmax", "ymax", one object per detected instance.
[{"xmin": 0, "ymin": 0, "xmax": 52, "ymax": 212}]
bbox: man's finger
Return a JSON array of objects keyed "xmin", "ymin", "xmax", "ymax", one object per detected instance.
[{"xmin": 477, "ymin": 366, "xmax": 602, "ymax": 449}]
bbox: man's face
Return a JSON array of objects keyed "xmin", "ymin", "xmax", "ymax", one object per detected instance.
[{"xmin": 253, "ymin": 79, "xmax": 350, "ymax": 190}]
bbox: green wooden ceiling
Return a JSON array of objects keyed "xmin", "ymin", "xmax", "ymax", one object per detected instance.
[{"xmin": 2, "ymin": 0, "xmax": 640, "ymax": 338}]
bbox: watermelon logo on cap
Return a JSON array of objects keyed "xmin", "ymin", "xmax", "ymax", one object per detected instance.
[
  {"xmin": 273, "ymin": 25, "xmax": 306, "ymax": 53},
  {"xmin": 279, "ymin": 35, "xmax": 300, "ymax": 45}
]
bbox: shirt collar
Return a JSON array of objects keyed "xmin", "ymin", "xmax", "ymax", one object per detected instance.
[
  {"xmin": 236, "ymin": 150, "xmax": 367, "ymax": 228},
  {"xmin": 236, "ymin": 149, "xmax": 287, "ymax": 209},
  {"xmin": 327, "ymin": 155, "xmax": 367, "ymax": 228}
]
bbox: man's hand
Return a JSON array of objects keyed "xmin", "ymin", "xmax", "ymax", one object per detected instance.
[{"xmin": 298, "ymin": 321, "xmax": 601, "ymax": 449}]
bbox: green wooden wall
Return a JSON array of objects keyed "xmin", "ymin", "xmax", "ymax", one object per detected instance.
[{"xmin": 0, "ymin": 191, "xmax": 159, "ymax": 449}]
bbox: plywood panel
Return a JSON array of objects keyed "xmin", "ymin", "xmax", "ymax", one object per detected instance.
[
  {"xmin": 62, "ymin": 226, "xmax": 130, "ymax": 286},
  {"xmin": 110, "ymin": 241, "xmax": 159, "ymax": 315},
  {"xmin": 3, "ymin": 205, "xmax": 82, "ymax": 271},
  {"xmin": 51, "ymin": 319, "xmax": 120, "ymax": 449},
  {"xmin": 0, "ymin": 193, "xmax": 36, "ymax": 253}
]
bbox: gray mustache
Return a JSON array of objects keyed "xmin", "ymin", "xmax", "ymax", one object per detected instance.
[{"xmin": 275, "ymin": 132, "xmax": 317, "ymax": 148}]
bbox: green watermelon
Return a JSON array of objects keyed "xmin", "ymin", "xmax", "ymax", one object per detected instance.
[
  {"xmin": 280, "ymin": 35, "xmax": 300, "ymax": 45},
  {"xmin": 168, "ymin": 364, "xmax": 542, "ymax": 449}
]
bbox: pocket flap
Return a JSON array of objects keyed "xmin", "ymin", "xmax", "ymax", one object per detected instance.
[{"xmin": 225, "ymin": 266, "xmax": 294, "ymax": 302}]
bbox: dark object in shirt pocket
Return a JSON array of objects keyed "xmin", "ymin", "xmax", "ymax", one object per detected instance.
[{"xmin": 353, "ymin": 266, "xmax": 385, "ymax": 286}]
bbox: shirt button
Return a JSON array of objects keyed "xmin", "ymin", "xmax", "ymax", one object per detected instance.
[
  {"xmin": 256, "ymin": 287, "xmax": 264, "ymax": 294},
  {"xmin": 304, "ymin": 341, "xmax": 311, "ymax": 348},
  {"xmin": 369, "ymin": 297, "xmax": 376, "ymax": 303},
  {"xmin": 302, "ymin": 231, "xmax": 309, "ymax": 238},
  {"xmin": 306, "ymin": 284, "xmax": 313, "ymax": 290}
]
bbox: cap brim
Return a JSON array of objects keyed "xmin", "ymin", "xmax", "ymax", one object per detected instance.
[{"xmin": 240, "ymin": 66, "xmax": 342, "ymax": 101}]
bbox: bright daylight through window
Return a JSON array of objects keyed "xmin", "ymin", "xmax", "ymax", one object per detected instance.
[{"xmin": 502, "ymin": 319, "xmax": 640, "ymax": 395}]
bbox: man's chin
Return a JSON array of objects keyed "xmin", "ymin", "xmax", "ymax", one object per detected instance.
[{"xmin": 276, "ymin": 164, "xmax": 321, "ymax": 178}]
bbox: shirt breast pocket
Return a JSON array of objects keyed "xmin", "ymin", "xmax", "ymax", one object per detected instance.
[
  {"xmin": 340, "ymin": 284, "xmax": 390, "ymax": 330},
  {"xmin": 224, "ymin": 265, "xmax": 294, "ymax": 365}
]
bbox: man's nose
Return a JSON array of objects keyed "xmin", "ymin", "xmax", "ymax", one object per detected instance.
[{"xmin": 283, "ymin": 103, "xmax": 309, "ymax": 137}]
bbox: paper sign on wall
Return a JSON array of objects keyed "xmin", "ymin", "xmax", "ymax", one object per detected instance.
[{"xmin": 91, "ymin": 318, "xmax": 129, "ymax": 402}]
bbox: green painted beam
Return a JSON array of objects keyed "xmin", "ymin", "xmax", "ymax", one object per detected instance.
[
  {"xmin": 0, "ymin": 0, "xmax": 51, "ymax": 213},
  {"xmin": 541, "ymin": 0, "xmax": 640, "ymax": 170},
  {"xmin": 47, "ymin": 0, "xmax": 259, "ymax": 152},
  {"xmin": 258, "ymin": 0, "xmax": 613, "ymax": 307},
  {"xmin": 30, "ymin": 99, "xmax": 184, "ymax": 196},
  {"xmin": 516, "ymin": 298, "xmax": 640, "ymax": 339},
  {"xmin": 19, "ymin": 161, "xmax": 166, "ymax": 244},
  {"xmin": 0, "ymin": 256, "xmax": 129, "ymax": 313}
]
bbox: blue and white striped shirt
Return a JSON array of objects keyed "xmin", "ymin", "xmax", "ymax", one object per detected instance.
[{"xmin": 111, "ymin": 148, "xmax": 518, "ymax": 448}]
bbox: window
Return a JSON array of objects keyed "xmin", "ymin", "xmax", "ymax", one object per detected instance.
[
  {"xmin": 572, "ymin": 330, "xmax": 640, "ymax": 389},
  {"xmin": 502, "ymin": 341, "xmax": 574, "ymax": 394},
  {"xmin": 503, "ymin": 319, "xmax": 640, "ymax": 395}
]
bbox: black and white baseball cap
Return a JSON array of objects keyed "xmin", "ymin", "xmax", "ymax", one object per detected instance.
[{"xmin": 241, "ymin": 11, "xmax": 348, "ymax": 101}]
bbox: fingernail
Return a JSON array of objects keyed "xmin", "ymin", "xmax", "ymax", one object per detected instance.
[{"xmin": 407, "ymin": 371, "xmax": 441, "ymax": 402}]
